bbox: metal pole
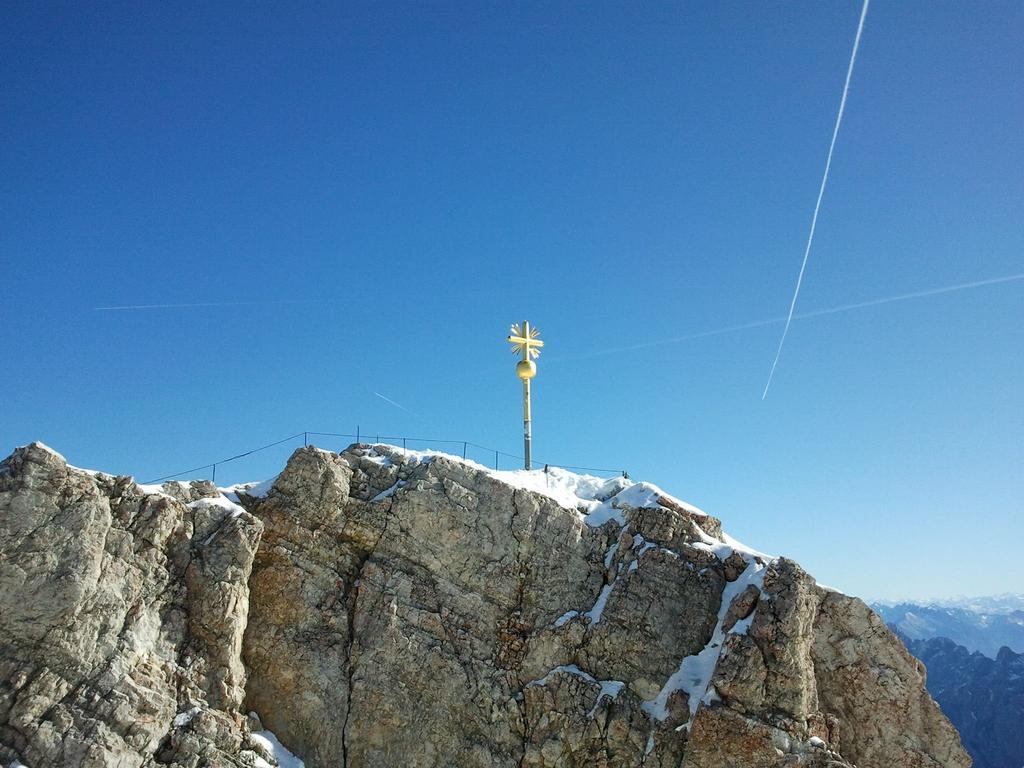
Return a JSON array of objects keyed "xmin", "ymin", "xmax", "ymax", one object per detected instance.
[
  {"xmin": 212, "ymin": 464, "xmax": 217, "ymax": 483},
  {"xmin": 495, "ymin": 450, "xmax": 499, "ymax": 470},
  {"xmin": 523, "ymin": 377, "xmax": 532, "ymax": 470},
  {"xmin": 463, "ymin": 441, "xmax": 467, "ymax": 460},
  {"xmin": 304, "ymin": 432, "xmax": 308, "ymax": 446},
  {"xmin": 357, "ymin": 425, "xmax": 360, "ymax": 444},
  {"xmin": 507, "ymin": 319, "xmax": 544, "ymax": 472}
]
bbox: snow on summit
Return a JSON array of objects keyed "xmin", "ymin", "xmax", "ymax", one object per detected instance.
[
  {"xmin": 335, "ymin": 442, "xmax": 707, "ymax": 523},
  {"xmin": 142, "ymin": 440, "xmax": 768, "ymax": 564},
  {"xmin": 328, "ymin": 443, "xmax": 771, "ymax": 562}
]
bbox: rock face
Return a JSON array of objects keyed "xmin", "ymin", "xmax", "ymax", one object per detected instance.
[
  {"xmin": 0, "ymin": 443, "xmax": 262, "ymax": 768},
  {"xmin": 0, "ymin": 442, "xmax": 970, "ymax": 768}
]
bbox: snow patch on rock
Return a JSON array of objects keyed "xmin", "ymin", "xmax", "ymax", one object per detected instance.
[
  {"xmin": 250, "ymin": 728, "xmax": 305, "ymax": 768},
  {"xmin": 172, "ymin": 706, "xmax": 201, "ymax": 727},
  {"xmin": 526, "ymin": 665, "xmax": 626, "ymax": 719},
  {"xmin": 189, "ymin": 495, "xmax": 247, "ymax": 519},
  {"xmin": 642, "ymin": 558, "xmax": 769, "ymax": 732}
]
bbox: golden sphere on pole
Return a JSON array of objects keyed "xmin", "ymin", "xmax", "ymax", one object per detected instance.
[{"xmin": 516, "ymin": 359, "xmax": 537, "ymax": 380}]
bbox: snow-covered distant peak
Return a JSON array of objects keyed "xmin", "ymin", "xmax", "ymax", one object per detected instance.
[{"xmin": 872, "ymin": 594, "xmax": 1024, "ymax": 614}]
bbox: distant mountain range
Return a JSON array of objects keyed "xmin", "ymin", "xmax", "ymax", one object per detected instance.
[
  {"xmin": 872, "ymin": 595, "xmax": 1024, "ymax": 659},
  {"xmin": 897, "ymin": 634, "xmax": 1024, "ymax": 768},
  {"xmin": 873, "ymin": 596, "xmax": 1024, "ymax": 768}
]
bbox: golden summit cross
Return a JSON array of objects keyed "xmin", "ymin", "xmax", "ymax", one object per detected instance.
[
  {"xmin": 507, "ymin": 321, "xmax": 544, "ymax": 469},
  {"xmin": 507, "ymin": 321, "xmax": 544, "ymax": 361}
]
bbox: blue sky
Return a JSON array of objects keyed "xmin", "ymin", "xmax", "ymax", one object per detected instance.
[{"xmin": 2, "ymin": 1, "xmax": 1021, "ymax": 600}]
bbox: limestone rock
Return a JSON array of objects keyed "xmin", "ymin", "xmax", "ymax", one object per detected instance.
[
  {"xmin": 0, "ymin": 443, "xmax": 260, "ymax": 768},
  {"xmin": 0, "ymin": 442, "xmax": 970, "ymax": 768}
]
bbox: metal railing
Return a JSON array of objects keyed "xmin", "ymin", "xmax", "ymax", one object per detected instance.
[{"xmin": 144, "ymin": 428, "xmax": 628, "ymax": 484}]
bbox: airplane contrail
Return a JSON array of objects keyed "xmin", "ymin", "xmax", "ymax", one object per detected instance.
[
  {"xmin": 548, "ymin": 272, "xmax": 1024, "ymax": 365},
  {"xmin": 373, "ymin": 391, "xmax": 413, "ymax": 413},
  {"xmin": 794, "ymin": 272, "xmax": 1024, "ymax": 320},
  {"xmin": 548, "ymin": 317, "xmax": 782, "ymax": 363},
  {"xmin": 762, "ymin": 0, "xmax": 871, "ymax": 400},
  {"xmin": 94, "ymin": 299, "xmax": 315, "ymax": 311}
]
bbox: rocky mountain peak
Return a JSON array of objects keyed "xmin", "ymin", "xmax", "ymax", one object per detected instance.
[{"xmin": 0, "ymin": 441, "xmax": 969, "ymax": 767}]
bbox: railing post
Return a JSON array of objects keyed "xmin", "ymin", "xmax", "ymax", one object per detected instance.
[
  {"xmin": 304, "ymin": 432, "xmax": 308, "ymax": 446},
  {"xmin": 402, "ymin": 437, "xmax": 407, "ymax": 450},
  {"xmin": 495, "ymin": 450, "xmax": 499, "ymax": 470},
  {"xmin": 356, "ymin": 425, "xmax": 360, "ymax": 444},
  {"xmin": 463, "ymin": 442, "xmax": 467, "ymax": 460},
  {"xmin": 212, "ymin": 463, "xmax": 217, "ymax": 483}
]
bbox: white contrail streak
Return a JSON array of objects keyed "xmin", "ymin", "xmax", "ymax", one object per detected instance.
[
  {"xmin": 762, "ymin": 0, "xmax": 871, "ymax": 400},
  {"xmin": 373, "ymin": 391, "xmax": 413, "ymax": 413},
  {"xmin": 94, "ymin": 299, "xmax": 314, "ymax": 311},
  {"xmin": 549, "ymin": 317, "xmax": 782, "ymax": 363},
  {"xmin": 794, "ymin": 274, "xmax": 1024, "ymax": 319},
  {"xmin": 794, "ymin": 273, "xmax": 1024, "ymax": 319},
  {"xmin": 548, "ymin": 272, "xmax": 1023, "ymax": 364}
]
